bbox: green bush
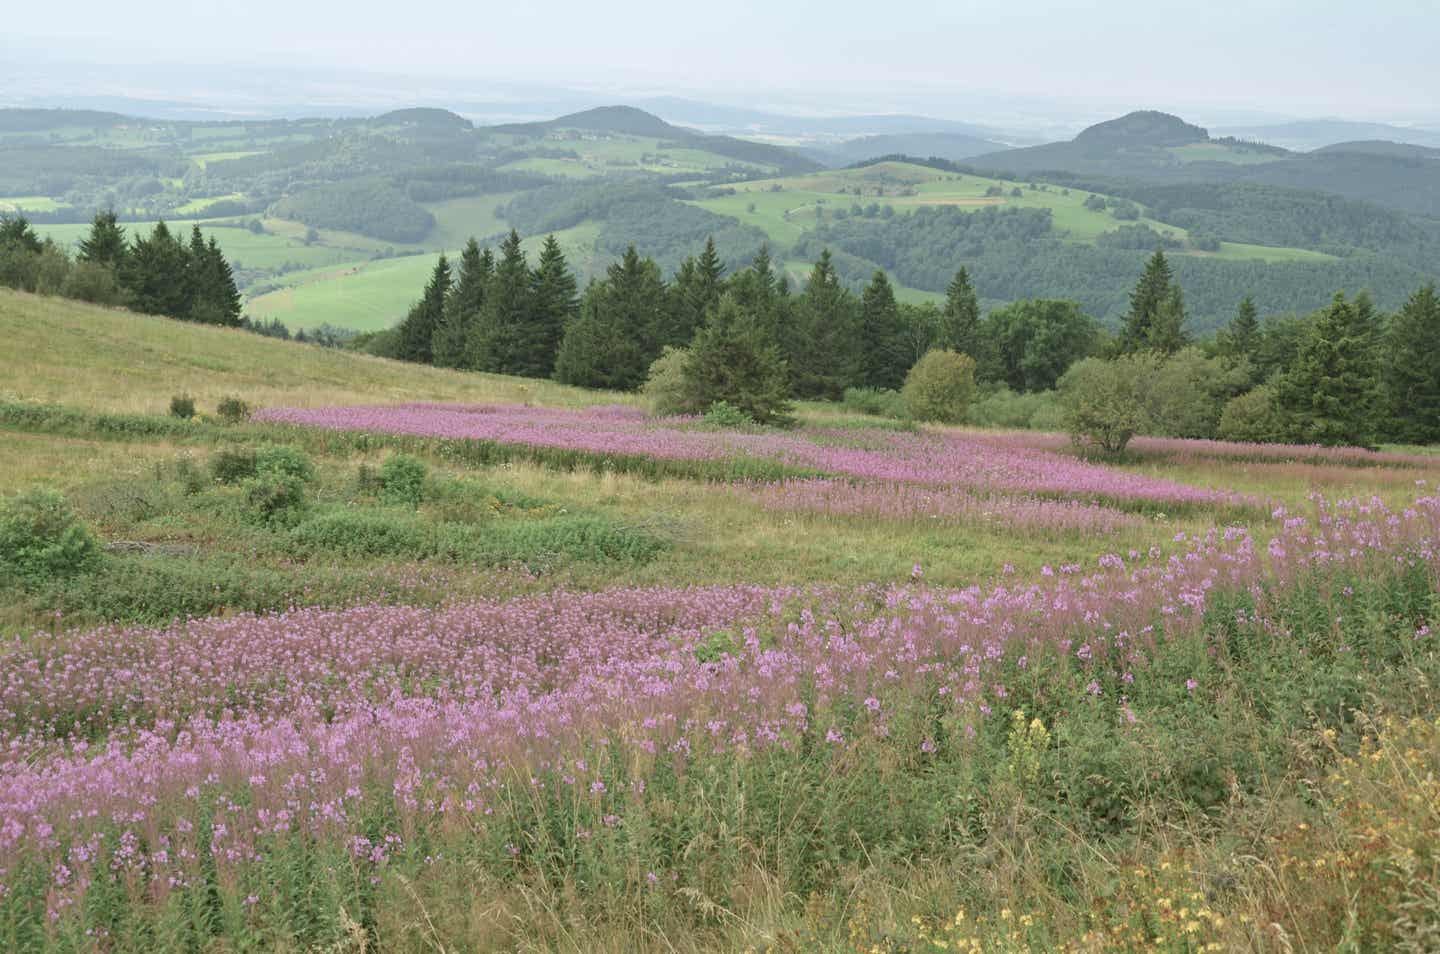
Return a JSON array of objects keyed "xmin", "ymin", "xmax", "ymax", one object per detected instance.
[
  {"xmin": 1058, "ymin": 354, "xmax": 1156, "ymax": 454},
  {"xmin": 901, "ymin": 349, "xmax": 976, "ymax": 424},
  {"xmin": 291, "ymin": 509, "xmax": 431, "ymax": 558},
  {"xmin": 701, "ymin": 401, "xmax": 757, "ymax": 429},
  {"xmin": 243, "ymin": 473, "xmax": 307, "ymax": 527},
  {"xmin": 210, "ymin": 446, "xmax": 257, "ymax": 485},
  {"xmin": 168, "ymin": 394, "xmax": 195, "ymax": 419},
  {"xmin": 254, "ymin": 444, "xmax": 316, "ymax": 484},
  {"xmin": 841, "ymin": 387, "xmax": 909, "ymax": 420},
  {"xmin": 378, "ymin": 454, "xmax": 427, "ymax": 507},
  {"xmin": 969, "ymin": 387, "xmax": 1064, "ymax": 430},
  {"xmin": 642, "ymin": 346, "xmax": 693, "ymax": 416},
  {"xmin": 215, "ymin": 395, "xmax": 251, "ymax": 424},
  {"xmin": 1218, "ymin": 385, "xmax": 1285, "ymax": 443},
  {"xmin": 0, "ymin": 488, "xmax": 101, "ymax": 582}
]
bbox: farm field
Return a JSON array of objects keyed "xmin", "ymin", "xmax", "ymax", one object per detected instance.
[{"xmin": 1, "ymin": 290, "xmax": 1439, "ymax": 951}]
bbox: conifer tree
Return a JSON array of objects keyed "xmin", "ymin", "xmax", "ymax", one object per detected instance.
[
  {"xmin": 669, "ymin": 236, "xmax": 726, "ymax": 346},
  {"xmin": 553, "ymin": 281, "xmax": 647, "ymax": 391},
  {"xmin": 1384, "ymin": 283, "xmax": 1440, "ymax": 445},
  {"xmin": 470, "ymin": 230, "xmax": 530, "ymax": 373},
  {"xmin": 940, "ymin": 266, "xmax": 981, "ymax": 357},
  {"xmin": 859, "ymin": 270, "xmax": 907, "ymax": 390},
  {"xmin": 1120, "ymin": 250, "xmax": 1175, "ymax": 353},
  {"xmin": 188, "ymin": 235, "xmax": 242, "ymax": 326},
  {"xmin": 121, "ymin": 221, "xmax": 191, "ymax": 318},
  {"xmin": 785, "ymin": 249, "xmax": 860, "ymax": 399},
  {"xmin": 727, "ymin": 245, "xmax": 782, "ymax": 342},
  {"xmin": 525, "ymin": 234, "xmax": 578, "ymax": 377},
  {"xmin": 0, "ymin": 214, "xmax": 42, "ymax": 254},
  {"xmin": 77, "ymin": 211, "xmax": 127, "ymax": 268},
  {"xmin": 1275, "ymin": 291, "xmax": 1381, "ymax": 447},
  {"xmin": 1220, "ymin": 295, "xmax": 1260, "ymax": 361},
  {"xmin": 1145, "ymin": 283, "xmax": 1189, "ymax": 354},
  {"xmin": 398, "ymin": 254, "xmax": 451, "ymax": 364},
  {"xmin": 682, "ymin": 292, "xmax": 792, "ymax": 424},
  {"xmin": 433, "ymin": 239, "xmax": 490, "ymax": 369}
]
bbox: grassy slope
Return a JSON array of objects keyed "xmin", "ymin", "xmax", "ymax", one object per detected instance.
[{"xmin": 0, "ymin": 288, "xmax": 627, "ymax": 413}]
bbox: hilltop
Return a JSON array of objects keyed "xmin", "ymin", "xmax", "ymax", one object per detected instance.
[{"xmin": 975, "ymin": 109, "xmax": 1440, "ymax": 217}]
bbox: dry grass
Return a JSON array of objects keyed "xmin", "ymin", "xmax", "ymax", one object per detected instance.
[{"xmin": 0, "ymin": 289, "xmax": 634, "ymax": 415}]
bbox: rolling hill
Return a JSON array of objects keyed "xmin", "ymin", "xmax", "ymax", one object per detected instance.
[
  {"xmin": 1213, "ymin": 119, "xmax": 1440, "ymax": 152},
  {"xmin": 483, "ymin": 105, "xmax": 822, "ymax": 176},
  {"xmin": 974, "ymin": 110, "xmax": 1440, "ymax": 217}
]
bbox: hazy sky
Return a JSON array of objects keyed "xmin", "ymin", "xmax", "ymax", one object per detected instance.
[{"xmin": 7, "ymin": 0, "xmax": 1438, "ymax": 118}]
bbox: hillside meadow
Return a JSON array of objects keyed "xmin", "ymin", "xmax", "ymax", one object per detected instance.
[{"xmin": 1, "ymin": 290, "xmax": 1439, "ymax": 951}]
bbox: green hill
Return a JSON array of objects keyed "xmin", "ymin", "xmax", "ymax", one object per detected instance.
[
  {"xmin": 0, "ymin": 288, "xmax": 618, "ymax": 414},
  {"xmin": 976, "ymin": 110, "xmax": 1440, "ymax": 217}
]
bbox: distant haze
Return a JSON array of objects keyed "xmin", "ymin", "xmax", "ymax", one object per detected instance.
[{"xmin": 4, "ymin": 0, "xmax": 1438, "ymax": 123}]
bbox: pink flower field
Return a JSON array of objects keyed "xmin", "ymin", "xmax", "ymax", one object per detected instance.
[
  {"xmin": 257, "ymin": 403, "xmax": 1257, "ymax": 511},
  {"xmin": 3, "ymin": 491, "xmax": 1436, "ymax": 907}
]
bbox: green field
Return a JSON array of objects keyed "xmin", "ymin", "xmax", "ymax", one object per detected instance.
[
  {"xmin": 692, "ymin": 160, "xmax": 1334, "ymax": 264},
  {"xmin": 245, "ymin": 222, "xmax": 602, "ymax": 330},
  {"xmin": 0, "ymin": 196, "xmax": 65, "ymax": 213}
]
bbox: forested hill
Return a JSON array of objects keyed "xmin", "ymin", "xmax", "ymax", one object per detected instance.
[
  {"xmin": 484, "ymin": 106, "xmax": 822, "ymax": 175},
  {"xmin": 974, "ymin": 110, "xmax": 1440, "ymax": 217}
]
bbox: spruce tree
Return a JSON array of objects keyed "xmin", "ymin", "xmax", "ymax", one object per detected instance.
[
  {"xmin": 1275, "ymin": 292, "xmax": 1381, "ymax": 447},
  {"xmin": 433, "ymin": 239, "xmax": 490, "ymax": 369},
  {"xmin": 121, "ymin": 221, "xmax": 191, "ymax": 319},
  {"xmin": 77, "ymin": 211, "xmax": 127, "ymax": 268},
  {"xmin": 1220, "ymin": 295, "xmax": 1260, "ymax": 360},
  {"xmin": 940, "ymin": 266, "xmax": 980, "ymax": 357},
  {"xmin": 682, "ymin": 293, "xmax": 792, "ymax": 424},
  {"xmin": 525, "ymin": 235, "xmax": 578, "ymax": 377},
  {"xmin": 0, "ymin": 214, "xmax": 42, "ymax": 254},
  {"xmin": 785, "ymin": 249, "xmax": 859, "ymax": 399},
  {"xmin": 553, "ymin": 281, "xmax": 647, "ymax": 391},
  {"xmin": 1120, "ymin": 250, "xmax": 1174, "ymax": 353},
  {"xmin": 470, "ymin": 231, "xmax": 530, "ymax": 373},
  {"xmin": 727, "ymin": 245, "xmax": 782, "ymax": 342},
  {"xmin": 1145, "ymin": 283, "xmax": 1189, "ymax": 354},
  {"xmin": 188, "ymin": 235, "xmax": 242, "ymax": 326},
  {"xmin": 859, "ymin": 270, "xmax": 907, "ymax": 390},
  {"xmin": 398, "ymin": 254, "xmax": 451, "ymax": 364},
  {"xmin": 669, "ymin": 236, "xmax": 726, "ymax": 347},
  {"xmin": 1384, "ymin": 283, "xmax": 1440, "ymax": 445}
]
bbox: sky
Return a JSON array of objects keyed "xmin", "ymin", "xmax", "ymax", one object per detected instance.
[{"xmin": 5, "ymin": 0, "xmax": 1439, "ymax": 120}]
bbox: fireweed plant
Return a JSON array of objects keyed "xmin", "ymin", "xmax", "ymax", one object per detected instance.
[{"xmin": 0, "ymin": 490, "xmax": 1436, "ymax": 948}]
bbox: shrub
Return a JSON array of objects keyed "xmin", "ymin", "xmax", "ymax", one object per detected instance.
[
  {"xmin": 254, "ymin": 444, "xmax": 315, "ymax": 484},
  {"xmin": 215, "ymin": 395, "xmax": 251, "ymax": 424},
  {"xmin": 901, "ymin": 350, "xmax": 976, "ymax": 424},
  {"xmin": 243, "ymin": 473, "xmax": 307, "ymax": 527},
  {"xmin": 379, "ymin": 454, "xmax": 427, "ymax": 507},
  {"xmin": 642, "ymin": 346, "xmax": 692, "ymax": 416},
  {"xmin": 0, "ymin": 488, "xmax": 101, "ymax": 582},
  {"xmin": 169, "ymin": 394, "xmax": 195, "ymax": 419},
  {"xmin": 969, "ymin": 387, "xmax": 1061, "ymax": 430},
  {"xmin": 1058, "ymin": 354, "xmax": 1155, "ymax": 454},
  {"xmin": 1141, "ymin": 346, "xmax": 1232, "ymax": 439},
  {"xmin": 290, "ymin": 510, "xmax": 430, "ymax": 558},
  {"xmin": 1218, "ymin": 385, "xmax": 1285, "ymax": 443},
  {"xmin": 841, "ymin": 386, "xmax": 909, "ymax": 420},
  {"xmin": 701, "ymin": 401, "xmax": 757, "ymax": 429},
  {"xmin": 211, "ymin": 446, "xmax": 257, "ymax": 485}
]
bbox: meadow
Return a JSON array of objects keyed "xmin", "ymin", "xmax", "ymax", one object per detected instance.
[{"xmin": 2, "ymin": 290, "xmax": 1439, "ymax": 951}]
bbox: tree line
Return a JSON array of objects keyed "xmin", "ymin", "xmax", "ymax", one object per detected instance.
[
  {"xmin": 381, "ymin": 231, "xmax": 1440, "ymax": 447},
  {"xmin": 0, "ymin": 211, "xmax": 243, "ymax": 325}
]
